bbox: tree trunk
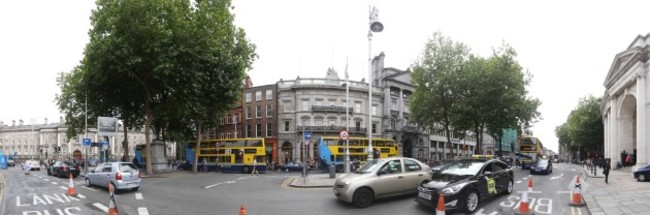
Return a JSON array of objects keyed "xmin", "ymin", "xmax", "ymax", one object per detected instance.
[
  {"xmin": 192, "ymin": 122, "xmax": 202, "ymax": 174},
  {"xmin": 444, "ymin": 126, "xmax": 453, "ymax": 160},
  {"xmin": 144, "ymin": 102, "xmax": 153, "ymax": 175}
]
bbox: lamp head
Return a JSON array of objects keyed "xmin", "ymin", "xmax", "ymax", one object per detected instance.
[{"xmin": 370, "ymin": 22, "xmax": 384, "ymax": 32}]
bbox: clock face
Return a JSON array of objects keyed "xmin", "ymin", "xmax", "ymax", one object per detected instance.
[{"xmin": 370, "ymin": 22, "xmax": 383, "ymax": 32}]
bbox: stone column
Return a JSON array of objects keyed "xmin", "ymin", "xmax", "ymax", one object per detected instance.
[
  {"xmin": 636, "ymin": 69, "xmax": 647, "ymax": 168},
  {"xmin": 398, "ymin": 89, "xmax": 403, "ymax": 118},
  {"xmin": 611, "ymin": 96, "xmax": 620, "ymax": 166},
  {"xmin": 603, "ymin": 112, "xmax": 609, "ymax": 162}
]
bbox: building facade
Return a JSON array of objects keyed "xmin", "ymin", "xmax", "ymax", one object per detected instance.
[
  {"xmin": 276, "ymin": 68, "xmax": 383, "ymax": 163},
  {"xmin": 602, "ymin": 34, "xmax": 650, "ymax": 169},
  {"xmin": 0, "ymin": 118, "xmax": 160, "ymax": 162}
]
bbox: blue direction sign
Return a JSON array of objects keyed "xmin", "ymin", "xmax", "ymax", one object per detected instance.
[
  {"xmin": 83, "ymin": 138, "xmax": 91, "ymax": 147},
  {"xmin": 304, "ymin": 131, "xmax": 311, "ymax": 141},
  {"xmin": 102, "ymin": 141, "xmax": 109, "ymax": 150}
]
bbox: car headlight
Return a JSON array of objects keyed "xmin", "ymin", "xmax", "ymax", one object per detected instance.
[{"xmin": 442, "ymin": 182, "xmax": 469, "ymax": 194}]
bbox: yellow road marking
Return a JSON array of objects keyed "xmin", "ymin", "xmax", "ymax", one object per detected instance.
[
  {"xmin": 577, "ymin": 206, "xmax": 583, "ymax": 215},
  {"xmin": 570, "ymin": 206, "xmax": 576, "ymax": 215},
  {"xmin": 281, "ymin": 177, "xmax": 294, "ymax": 189}
]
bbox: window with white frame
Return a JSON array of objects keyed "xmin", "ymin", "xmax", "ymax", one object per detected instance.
[
  {"xmin": 372, "ymin": 123, "xmax": 377, "ymax": 134},
  {"xmin": 266, "ymin": 123, "xmax": 272, "ymax": 137},
  {"xmin": 246, "ymin": 106, "xmax": 252, "ymax": 119},
  {"xmin": 256, "ymin": 91, "xmax": 262, "ymax": 101},
  {"xmin": 284, "ymin": 121, "xmax": 290, "ymax": 132},
  {"xmin": 227, "ymin": 115, "xmax": 232, "ymax": 124},
  {"xmin": 256, "ymin": 105, "xmax": 262, "ymax": 118},
  {"xmin": 226, "ymin": 133, "xmax": 231, "ymax": 139},
  {"xmin": 266, "ymin": 89, "xmax": 273, "ymax": 100},
  {"xmin": 246, "ymin": 92, "xmax": 252, "ymax": 103},
  {"xmin": 256, "ymin": 124, "xmax": 262, "ymax": 137},
  {"xmin": 302, "ymin": 100, "xmax": 309, "ymax": 111},
  {"xmin": 266, "ymin": 104, "xmax": 272, "ymax": 117}
]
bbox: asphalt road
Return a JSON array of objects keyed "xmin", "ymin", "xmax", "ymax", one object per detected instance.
[{"xmin": 0, "ymin": 163, "xmax": 592, "ymax": 215}]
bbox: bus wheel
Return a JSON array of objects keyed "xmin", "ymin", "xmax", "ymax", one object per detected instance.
[{"xmin": 242, "ymin": 166, "xmax": 250, "ymax": 173}]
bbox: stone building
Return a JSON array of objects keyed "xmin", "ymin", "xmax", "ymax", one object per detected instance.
[
  {"xmin": 276, "ymin": 68, "xmax": 382, "ymax": 163},
  {"xmin": 602, "ymin": 34, "xmax": 650, "ymax": 169}
]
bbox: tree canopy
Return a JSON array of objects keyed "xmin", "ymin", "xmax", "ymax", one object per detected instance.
[
  {"xmin": 56, "ymin": 0, "xmax": 256, "ymax": 174},
  {"xmin": 556, "ymin": 96, "xmax": 603, "ymax": 158}
]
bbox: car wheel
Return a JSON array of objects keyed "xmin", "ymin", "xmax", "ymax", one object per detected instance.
[
  {"xmin": 462, "ymin": 189, "xmax": 480, "ymax": 213},
  {"xmin": 352, "ymin": 187, "xmax": 374, "ymax": 208},
  {"xmin": 504, "ymin": 180, "xmax": 513, "ymax": 194},
  {"xmin": 85, "ymin": 178, "xmax": 92, "ymax": 187},
  {"xmin": 639, "ymin": 174, "xmax": 647, "ymax": 182}
]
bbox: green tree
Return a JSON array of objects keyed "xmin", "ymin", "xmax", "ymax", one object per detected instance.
[
  {"xmin": 410, "ymin": 32, "xmax": 470, "ymax": 159},
  {"xmin": 566, "ymin": 96, "xmax": 603, "ymax": 153}
]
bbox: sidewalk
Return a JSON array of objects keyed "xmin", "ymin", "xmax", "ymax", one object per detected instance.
[
  {"xmin": 576, "ymin": 164, "xmax": 650, "ymax": 215},
  {"xmin": 78, "ymin": 167, "xmax": 192, "ymax": 179},
  {"xmin": 289, "ymin": 173, "xmax": 337, "ymax": 188}
]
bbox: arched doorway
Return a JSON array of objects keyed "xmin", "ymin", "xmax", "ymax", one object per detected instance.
[
  {"xmin": 402, "ymin": 138, "xmax": 413, "ymax": 158},
  {"xmin": 619, "ymin": 95, "xmax": 637, "ymax": 166},
  {"xmin": 281, "ymin": 141, "xmax": 292, "ymax": 164}
]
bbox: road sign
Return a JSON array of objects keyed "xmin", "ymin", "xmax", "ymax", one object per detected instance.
[
  {"xmin": 304, "ymin": 131, "xmax": 311, "ymax": 141},
  {"xmin": 83, "ymin": 138, "xmax": 91, "ymax": 148},
  {"xmin": 339, "ymin": 130, "xmax": 349, "ymax": 141},
  {"xmin": 102, "ymin": 141, "xmax": 109, "ymax": 150}
]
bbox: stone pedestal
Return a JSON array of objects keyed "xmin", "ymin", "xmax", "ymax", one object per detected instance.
[{"xmin": 151, "ymin": 140, "xmax": 171, "ymax": 173}]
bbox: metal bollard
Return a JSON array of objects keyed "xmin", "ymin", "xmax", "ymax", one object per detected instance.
[{"xmin": 329, "ymin": 162, "xmax": 336, "ymax": 178}]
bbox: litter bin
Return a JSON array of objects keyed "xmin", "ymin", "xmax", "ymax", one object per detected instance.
[{"xmin": 329, "ymin": 162, "xmax": 336, "ymax": 178}]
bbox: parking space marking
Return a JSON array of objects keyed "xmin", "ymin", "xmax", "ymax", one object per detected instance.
[
  {"xmin": 135, "ymin": 193, "xmax": 143, "ymax": 200},
  {"xmin": 92, "ymin": 203, "xmax": 108, "ymax": 213},
  {"xmin": 138, "ymin": 207, "xmax": 149, "ymax": 215},
  {"xmin": 82, "ymin": 186, "xmax": 98, "ymax": 191}
]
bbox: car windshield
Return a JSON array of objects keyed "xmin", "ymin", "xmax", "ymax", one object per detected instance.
[
  {"xmin": 439, "ymin": 160, "xmax": 484, "ymax": 176},
  {"xmin": 536, "ymin": 159, "xmax": 549, "ymax": 165},
  {"xmin": 354, "ymin": 159, "xmax": 382, "ymax": 174}
]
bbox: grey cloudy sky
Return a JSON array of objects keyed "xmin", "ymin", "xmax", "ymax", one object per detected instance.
[{"xmin": 2, "ymin": 0, "xmax": 649, "ymax": 153}]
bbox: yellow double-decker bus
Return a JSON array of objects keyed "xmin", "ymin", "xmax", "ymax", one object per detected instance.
[
  {"xmin": 519, "ymin": 136, "xmax": 543, "ymax": 169},
  {"xmin": 186, "ymin": 138, "xmax": 267, "ymax": 173},
  {"xmin": 318, "ymin": 136, "xmax": 398, "ymax": 172}
]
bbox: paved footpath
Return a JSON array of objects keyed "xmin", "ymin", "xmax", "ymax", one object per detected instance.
[{"xmin": 577, "ymin": 164, "xmax": 650, "ymax": 215}]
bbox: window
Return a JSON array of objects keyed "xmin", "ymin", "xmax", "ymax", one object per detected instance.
[
  {"xmin": 404, "ymin": 159, "xmax": 422, "ymax": 172},
  {"xmin": 372, "ymin": 105, "xmax": 377, "ymax": 115},
  {"xmin": 302, "ymin": 101, "xmax": 309, "ymax": 111},
  {"xmin": 266, "ymin": 89, "xmax": 273, "ymax": 100},
  {"xmin": 266, "ymin": 104, "xmax": 272, "ymax": 117},
  {"xmin": 284, "ymin": 121, "xmax": 290, "ymax": 132},
  {"xmin": 372, "ymin": 123, "xmax": 377, "ymax": 133},
  {"xmin": 246, "ymin": 106, "xmax": 252, "ymax": 119},
  {"xmin": 256, "ymin": 105, "xmax": 262, "ymax": 118},
  {"xmin": 379, "ymin": 160, "xmax": 402, "ymax": 174},
  {"xmin": 226, "ymin": 133, "xmax": 231, "ymax": 139},
  {"xmin": 391, "ymin": 100, "xmax": 397, "ymax": 110},
  {"xmin": 221, "ymin": 117, "xmax": 225, "ymax": 125},
  {"xmin": 220, "ymin": 133, "xmax": 225, "ymax": 139},
  {"xmin": 267, "ymin": 123, "xmax": 272, "ymax": 137},
  {"xmin": 256, "ymin": 124, "xmax": 262, "ymax": 137},
  {"xmin": 328, "ymin": 120, "xmax": 335, "ymax": 126},
  {"xmin": 355, "ymin": 103, "xmax": 361, "ymax": 113},
  {"xmin": 256, "ymin": 91, "xmax": 262, "ymax": 101},
  {"xmin": 245, "ymin": 93, "xmax": 252, "ymax": 103},
  {"xmin": 246, "ymin": 125, "xmax": 252, "ymax": 138},
  {"xmin": 227, "ymin": 115, "xmax": 232, "ymax": 124},
  {"xmin": 355, "ymin": 121, "xmax": 361, "ymax": 131}
]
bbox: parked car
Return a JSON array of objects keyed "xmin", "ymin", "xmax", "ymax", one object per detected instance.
[
  {"xmin": 633, "ymin": 164, "xmax": 650, "ymax": 182},
  {"xmin": 48, "ymin": 161, "xmax": 80, "ymax": 178},
  {"xmin": 530, "ymin": 159, "xmax": 553, "ymax": 175},
  {"xmin": 333, "ymin": 157, "xmax": 431, "ymax": 208},
  {"xmin": 85, "ymin": 162, "xmax": 141, "ymax": 192},
  {"xmin": 416, "ymin": 158, "xmax": 514, "ymax": 213},
  {"xmin": 7, "ymin": 159, "xmax": 15, "ymax": 167},
  {"xmin": 26, "ymin": 160, "xmax": 41, "ymax": 171}
]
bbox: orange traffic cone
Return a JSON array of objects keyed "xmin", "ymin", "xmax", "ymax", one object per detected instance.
[
  {"xmin": 528, "ymin": 178, "xmax": 533, "ymax": 192},
  {"xmin": 67, "ymin": 173, "xmax": 77, "ymax": 196},
  {"xmin": 108, "ymin": 183, "xmax": 119, "ymax": 215},
  {"xmin": 239, "ymin": 205, "xmax": 247, "ymax": 215},
  {"xmin": 514, "ymin": 190, "xmax": 534, "ymax": 215},
  {"xmin": 435, "ymin": 193, "xmax": 446, "ymax": 215},
  {"xmin": 570, "ymin": 176, "xmax": 586, "ymax": 206}
]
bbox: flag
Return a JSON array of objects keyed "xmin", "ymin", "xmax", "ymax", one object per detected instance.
[{"xmin": 344, "ymin": 57, "xmax": 349, "ymax": 80}]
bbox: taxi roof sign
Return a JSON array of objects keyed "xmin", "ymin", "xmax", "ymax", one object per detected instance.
[{"xmin": 471, "ymin": 155, "xmax": 495, "ymax": 159}]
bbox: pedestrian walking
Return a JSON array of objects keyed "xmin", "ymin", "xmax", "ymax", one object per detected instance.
[
  {"xmin": 603, "ymin": 159, "xmax": 611, "ymax": 184},
  {"xmin": 625, "ymin": 154, "xmax": 632, "ymax": 167},
  {"xmin": 251, "ymin": 158, "xmax": 259, "ymax": 176}
]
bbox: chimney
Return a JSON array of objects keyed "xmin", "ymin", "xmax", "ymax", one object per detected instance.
[
  {"xmin": 19, "ymin": 119, "xmax": 23, "ymax": 126},
  {"xmin": 12, "ymin": 120, "xmax": 15, "ymax": 126},
  {"xmin": 44, "ymin": 118, "xmax": 48, "ymax": 125},
  {"xmin": 244, "ymin": 75, "xmax": 253, "ymax": 89}
]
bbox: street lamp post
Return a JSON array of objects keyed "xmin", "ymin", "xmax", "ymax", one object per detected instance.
[
  {"xmin": 367, "ymin": 6, "xmax": 383, "ymax": 162},
  {"xmin": 344, "ymin": 59, "xmax": 351, "ymax": 173}
]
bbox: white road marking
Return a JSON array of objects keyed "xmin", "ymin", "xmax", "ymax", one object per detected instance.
[
  {"xmin": 550, "ymin": 173, "xmax": 564, "ymax": 180},
  {"xmin": 237, "ymin": 177, "xmax": 247, "ymax": 180},
  {"xmin": 92, "ymin": 203, "xmax": 108, "ymax": 212},
  {"xmin": 135, "ymin": 193, "xmax": 143, "ymax": 200},
  {"xmin": 515, "ymin": 180, "xmax": 522, "ymax": 184},
  {"xmin": 138, "ymin": 207, "xmax": 150, "ymax": 215},
  {"xmin": 78, "ymin": 194, "xmax": 86, "ymax": 199},
  {"xmin": 59, "ymin": 186, "xmax": 68, "ymax": 190},
  {"xmin": 44, "ymin": 178, "xmax": 49, "ymax": 181},
  {"xmin": 204, "ymin": 183, "xmax": 222, "ymax": 189},
  {"xmin": 82, "ymin": 186, "xmax": 98, "ymax": 191},
  {"xmin": 51, "ymin": 182, "xmax": 58, "ymax": 185}
]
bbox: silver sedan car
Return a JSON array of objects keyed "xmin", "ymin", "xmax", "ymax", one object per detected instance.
[
  {"xmin": 85, "ymin": 162, "xmax": 141, "ymax": 192},
  {"xmin": 333, "ymin": 157, "xmax": 432, "ymax": 208}
]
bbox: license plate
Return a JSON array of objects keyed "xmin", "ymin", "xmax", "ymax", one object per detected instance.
[
  {"xmin": 127, "ymin": 183, "xmax": 137, "ymax": 188},
  {"xmin": 418, "ymin": 191, "xmax": 431, "ymax": 200}
]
